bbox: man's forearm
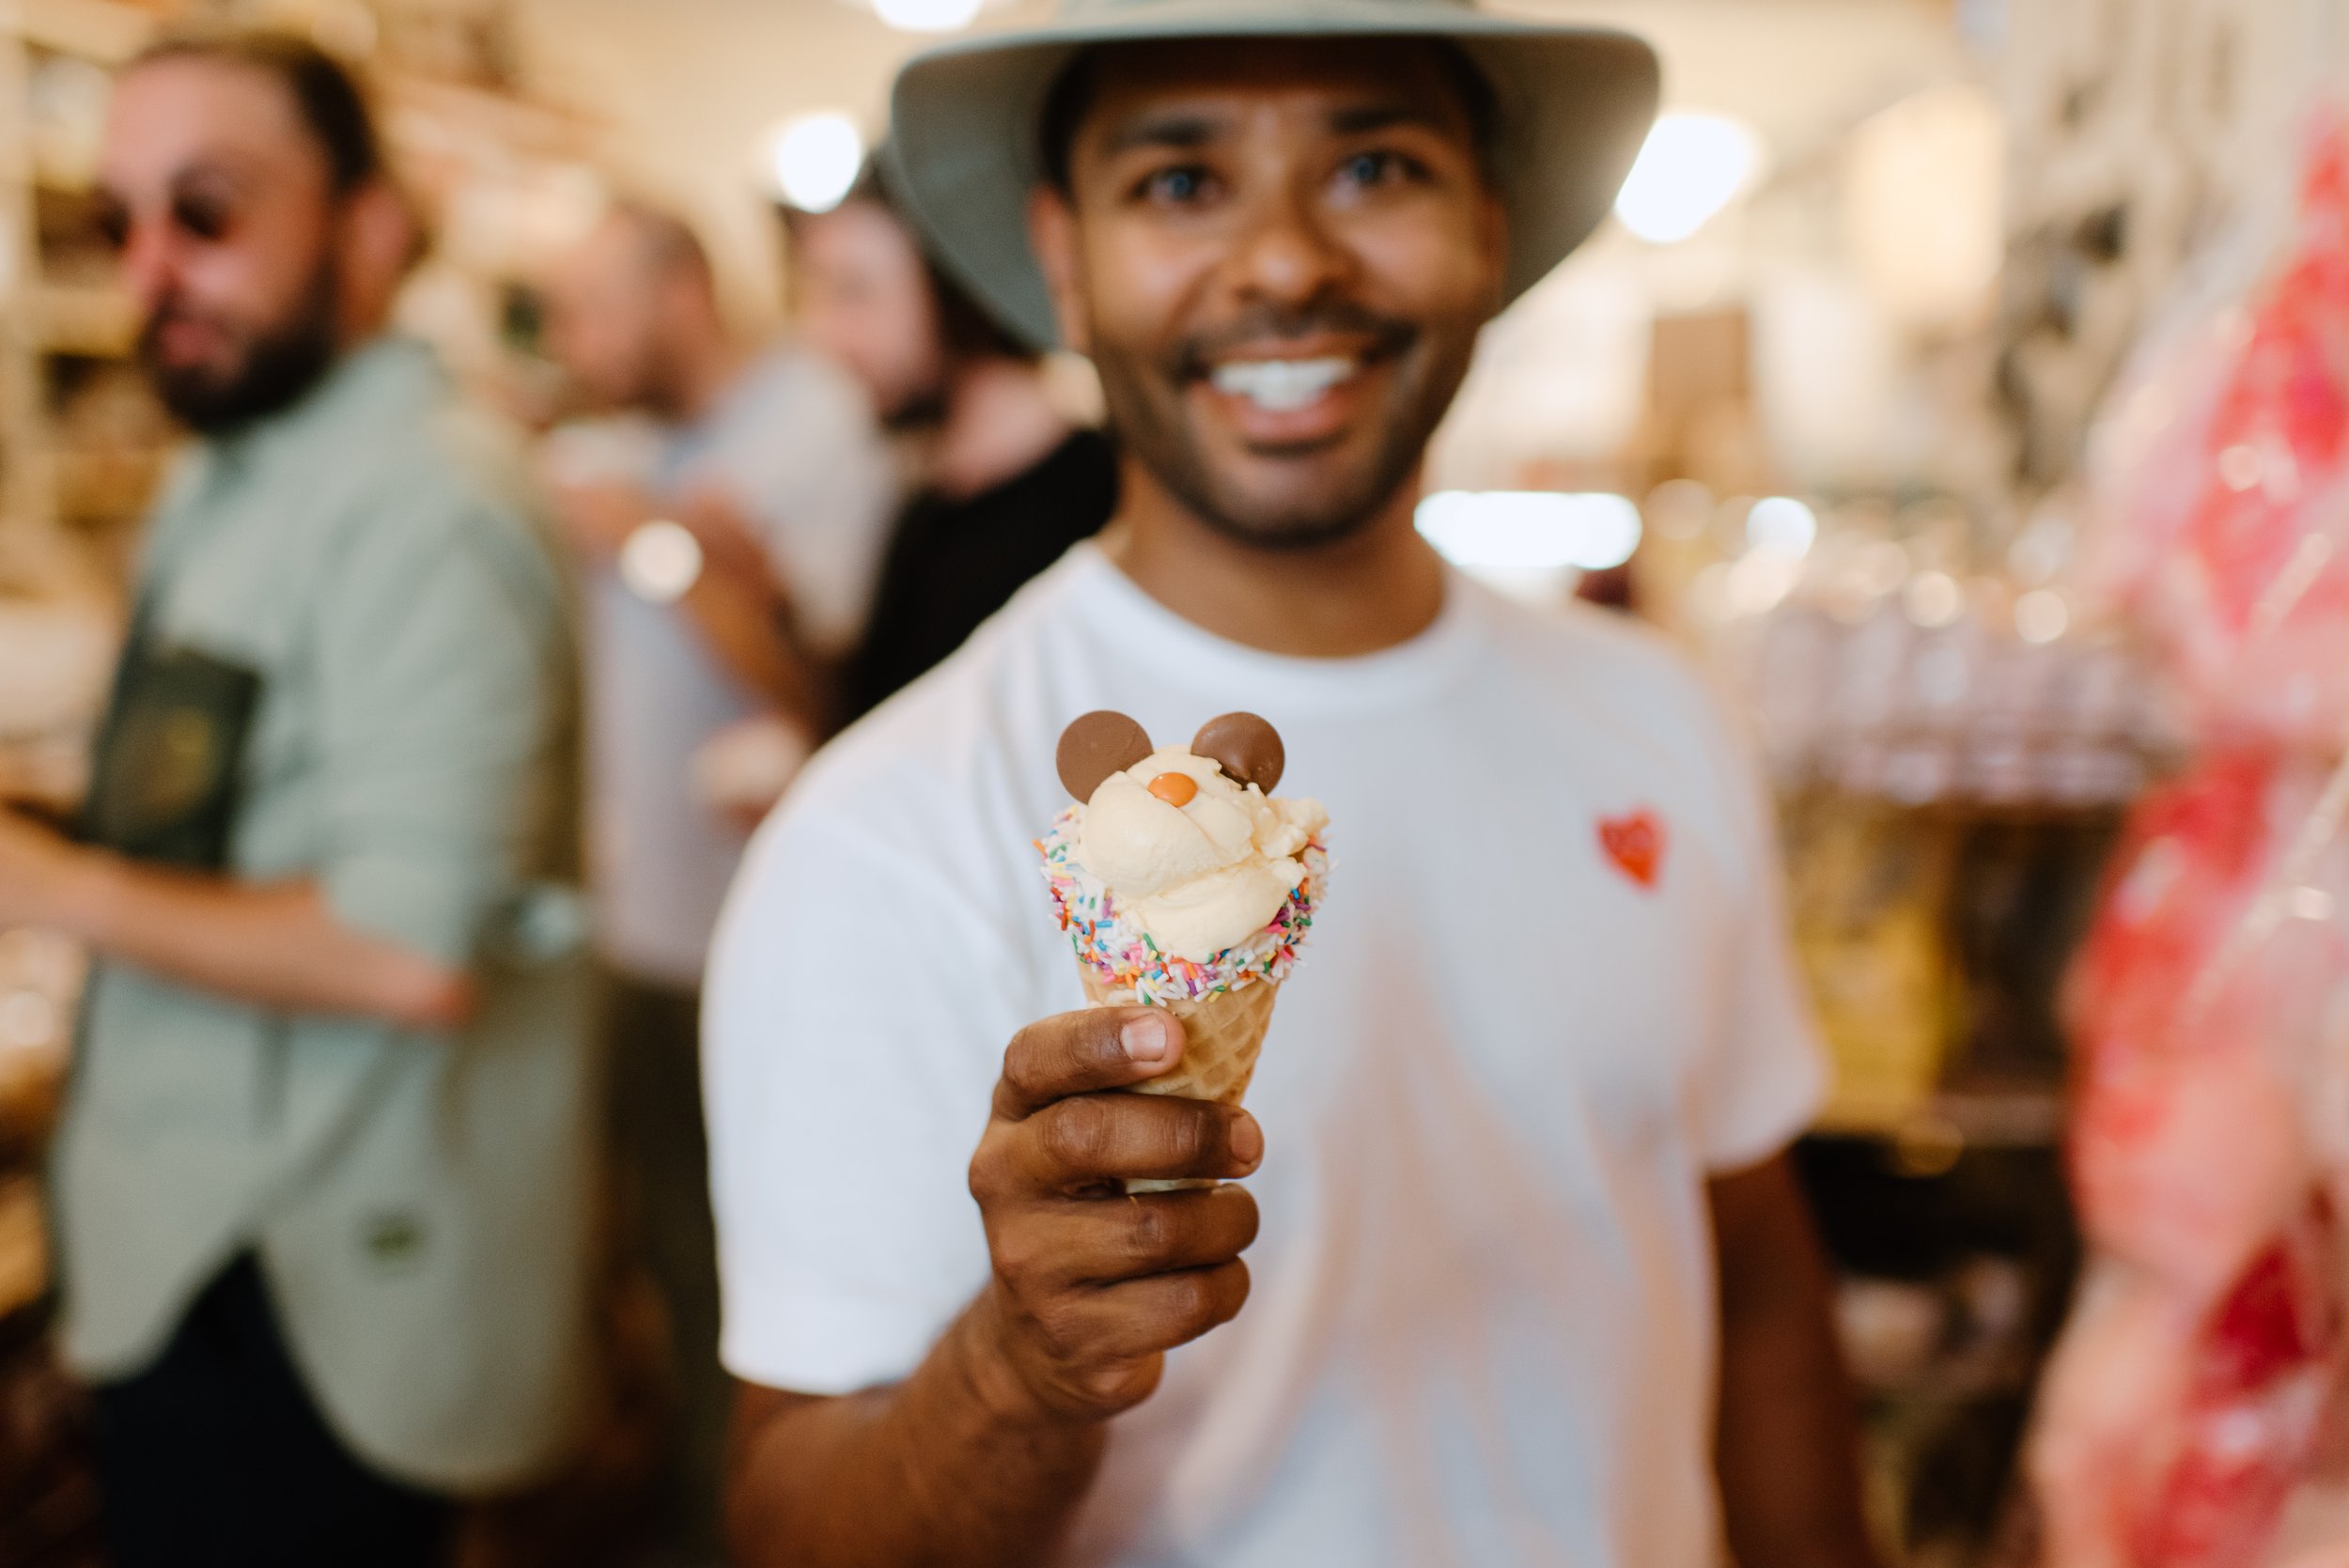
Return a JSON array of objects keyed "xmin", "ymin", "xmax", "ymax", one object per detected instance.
[
  {"xmin": 730, "ymin": 1295, "xmax": 1109, "ymax": 1568},
  {"xmin": 54, "ymin": 855, "xmax": 472, "ymax": 1030},
  {"xmin": 1712, "ymin": 1157, "xmax": 1881, "ymax": 1568},
  {"xmin": 677, "ymin": 570, "xmax": 833, "ymax": 734}
]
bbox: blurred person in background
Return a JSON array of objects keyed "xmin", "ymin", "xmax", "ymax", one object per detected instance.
[
  {"xmin": 786, "ymin": 163, "xmax": 1116, "ymax": 723},
  {"xmin": 0, "ymin": 32, "xmax": 594, "ymax": 1567},
  {"xmin": 542, "ymin": 201, "xmax": 896, "ymax": 1564}
]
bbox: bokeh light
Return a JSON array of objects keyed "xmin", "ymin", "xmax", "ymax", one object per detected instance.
[
  {"xmin": 769, "ymin": 113, "xmax": 864, "ymax": 213},
  {"xmin": 1614, "ymin": 113, "xmax": 1763, "ymax": 244}
]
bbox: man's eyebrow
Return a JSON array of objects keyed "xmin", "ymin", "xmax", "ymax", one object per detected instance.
[
  {"xmin": 1328, "ymin": 101, "xmax": 1455, "ymax": 137},
  {"xmin": 1098, "ymin": 108, "xmax": 1229, "ymax": 159}
]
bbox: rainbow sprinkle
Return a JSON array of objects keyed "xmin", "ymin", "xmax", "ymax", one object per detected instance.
[{"xmin": 1035, "ymin": 807, "xmax": 1328, "ymax": 1006}]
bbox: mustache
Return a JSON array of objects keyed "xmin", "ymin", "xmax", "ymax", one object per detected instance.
[
  {"xmin": 1170, "ymin": 303, "xmax": 1418, "ymax": 381},
  {"xmin": 137, "ymin": 296, "xmax": 224, "ymax": 358}
]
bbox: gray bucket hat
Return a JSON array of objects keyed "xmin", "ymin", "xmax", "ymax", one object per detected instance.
[{"xmin": 886, "ymin": 0, "xmax": 1662, "ymax": 349}]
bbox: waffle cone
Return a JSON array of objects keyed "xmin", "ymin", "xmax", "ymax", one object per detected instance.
[{"xmin": 1080, "ymin": 972, "xmax": 1282, "ymax": 1193}]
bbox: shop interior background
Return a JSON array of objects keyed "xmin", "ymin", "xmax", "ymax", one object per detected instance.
[{"xmin": 8, "ymin": 0, "xmax": 2349, "ymax": 1564}]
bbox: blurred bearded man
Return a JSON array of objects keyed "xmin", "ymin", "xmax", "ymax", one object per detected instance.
[{"xmin": 0, "ymin": 33, "xmax": 595, "ymax": 1567}]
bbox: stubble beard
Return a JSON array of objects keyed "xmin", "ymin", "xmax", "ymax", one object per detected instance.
[
  {"xmin": 1091, "ymin": 320, "xmax": 1480, "ymax": 553},
  {"xmin": 145, "ymin": 264, "xmax": 342, "ymax": 436}
]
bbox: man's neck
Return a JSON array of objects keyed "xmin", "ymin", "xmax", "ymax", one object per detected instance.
[
  {"xmin": 932, "ymin": 358, "xmax": 1070, "ymax": 503},
  {"xmin": 1101, "ymin": 461, "xmax": 1447, "ymax": 660}
]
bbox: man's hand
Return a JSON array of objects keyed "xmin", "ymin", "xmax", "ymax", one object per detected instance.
[
  {"xmin": 966, "ymin": 1006, "xmax": 1264, "ymax": 1423},
  {"xmin": 549, "ymin": 477, "xmax": 659, "ymax": 565},
  {"xmin": 0, "ymin": 809, "xmax": 98, "ymax": 931},
  {"xmin": 676, "ymin": 486, "xmax": 786, "ymax": 595},
  {"xmin": 1713, "ymin": 1155, "xmax": 1882, "ymax": 1568},
  {"xmin": 725, "ymin": 1006, "xmax": 1265, "ymax": 1568}
]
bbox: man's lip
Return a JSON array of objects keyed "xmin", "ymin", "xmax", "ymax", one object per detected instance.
[
  {"xmin": 1192, "ymin": 357, "xmax": 1382, "ymax": 444},
  {"xmin": 1191, "ymin": 337, "xmax": 1384, "ymax": 376},
  {"xmin": 150, "ymin": 314, "xmax": 224, "ymax": 358}
]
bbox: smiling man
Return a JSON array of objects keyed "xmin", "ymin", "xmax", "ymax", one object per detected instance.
[{"xmin": 707, "ymin": 4, "xmax": 1878, "ymax": 1566}]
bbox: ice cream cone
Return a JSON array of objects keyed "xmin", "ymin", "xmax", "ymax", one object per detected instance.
[
  {"xmin": 1040, "ymin": 711, "xmax": 1328, "ymax": 1195},
  {"xmin": 1081, "ymin": 972, "xmax": 1283, "ymax": 1192},
  {"xmin": 1081, "ymin": 972, "xmax": 1281, "ymax": 1105}
]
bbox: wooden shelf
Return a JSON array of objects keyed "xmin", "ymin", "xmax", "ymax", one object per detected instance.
[
  {"xmin": 29, "ymin": 280, "xmax": 134, "ymax": 357},
  {"xmin": 1812, "ymin": 1083, "xmax": 2067, "ymax": 1154},
  {"xmin": 18, "ymin": 0, "xmax": 157, "ymax": 66}
]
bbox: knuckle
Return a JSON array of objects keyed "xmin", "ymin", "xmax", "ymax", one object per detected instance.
[
  {"xmin": 1090, "ymin": 1356, "xmax": 1162, "ymax": 1412},
  {"xmin": 1163, "ymin": 1270, "xmax": 1215, "ymax": 1325},
  {"xmin": 1163, "ymin": 1106, "xmax": 1212, "ymax": 1170},
  {"xmin": 989, "ymin": 1226, "xmax": 1048, "ymax": 1294},
  {"xmin": 1000, "ymin": 1022, "xmax": 1050, "ymax": 1098},
  {"xmin": 1037, "ymin": 1100, "xmax": 1113, "ymax": 1175},
  {"xmin": 967, "ymin": 1139, "xmax": 1013, "ymax": 1206},
  {"xmin": 1123, "ymin": 1197, "xmax": 1173, "ymax": 1267},
  {"xmin": 1033, "ymin": 1295, "xmax": 1092, "ymax": 1358}
]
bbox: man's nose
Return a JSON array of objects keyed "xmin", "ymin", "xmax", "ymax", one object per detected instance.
[
  {"xmin": 117, "ymin": 217, "xmax": 182, "ymax": 318},
  {"xmin": 1225, "ymin": 181, "xmax": 1354, "ymax": 307}
]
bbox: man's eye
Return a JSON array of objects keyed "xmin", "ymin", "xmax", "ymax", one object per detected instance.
[
  {"xmin": 91, "ymin": 200, "xmax": 130, "ymax": 252},
  {"xmin": 171, "ymin": 192, "xmax": 235, "ymax": 243},
  {"xmin": 1337, "ymin": 151, "xmax": 1417, "ymax": 190},
  {"xmin": 1140, "ymin": 165, "xmax": 1214, "ymax": 206}
]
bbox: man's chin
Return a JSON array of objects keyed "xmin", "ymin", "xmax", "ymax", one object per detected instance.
[{"xmin": 1188, "ymin": 481, "xmax": 1403, "ymax": 552}]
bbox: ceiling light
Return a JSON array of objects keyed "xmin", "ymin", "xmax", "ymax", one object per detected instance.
[
  {"xmin": 1614, "ymin": 114, "xmax": 1763, "ymax": 245},
  {"xmin": 1416, "ymin": 491, "xmax": 1644, "ymax": 573},
  {"xmin": 769, "ymin": 113, "xmax": 863, "ymax": 213},
  {"xmin": 874, "ymin": 0, "xmax": 983, "ymax": 28}
]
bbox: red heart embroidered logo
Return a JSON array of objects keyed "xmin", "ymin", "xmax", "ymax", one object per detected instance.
[{"xmin": 1598, "ymin": 811, "xmax": 1665, "ymax": 890}]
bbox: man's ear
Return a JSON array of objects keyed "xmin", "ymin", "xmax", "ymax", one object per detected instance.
[
  {"xmin": 1027, "ymin": 184, "xmax": 1091, "ymax": 357},
  {"xmin": 336, "ymin": 179, "xmax": 420, "ymax": 335}
]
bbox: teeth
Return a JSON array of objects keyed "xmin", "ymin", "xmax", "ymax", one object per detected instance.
[{"xmin": 1209, "ymin": 356, "xmax": 1358, "ymax": 412}]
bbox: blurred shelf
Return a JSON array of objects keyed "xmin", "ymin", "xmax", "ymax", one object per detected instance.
[
  {"xmin": 382, "ymin": 68, "xmax": 598, "ymax": 159},
  {"xmin": 17, "ymin": 0, "xmax": 157, "ymax": 65},
  {"xmin": 1813, "ymin": 1084, "xmax": 2067, "ymax": 1155},
  {"xmin": 0, "ymin": 1178, "xmax": 45, "ymax": 1320},
  {"xmin": 28, "ymin": 281, "xmax": 133, "ymax": 357},
  {"xmin": 1860, "ymin": 1351, "xmax": 2037, "ymax": 1406}
]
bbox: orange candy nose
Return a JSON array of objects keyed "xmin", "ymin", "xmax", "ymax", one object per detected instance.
[{"xmin": 1147, "ymin": 771, "xmax": 1199, "ymax": 806}]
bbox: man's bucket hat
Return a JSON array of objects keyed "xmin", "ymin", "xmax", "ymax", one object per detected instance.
[{"xmin": 887, "ymin": 0, "xmax": 1662, "ymax": 348}]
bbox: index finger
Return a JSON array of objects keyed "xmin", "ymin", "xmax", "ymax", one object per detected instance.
[{"xmin": 994, "ymin": 1008, "xmax": 1187, "ymax": 1121}]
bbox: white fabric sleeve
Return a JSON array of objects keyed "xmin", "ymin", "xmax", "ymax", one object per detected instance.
[
  {"xmin": 722, "ymin": 353, "xmax": 899, "ymax": 659},
  {"xmin": 701, "ymin": 796, "xmax": 1010, "ymax": 1395},
  {"xmin": 1688, "ymin": 689, "xmax": 1829, "ymax": 1172}
]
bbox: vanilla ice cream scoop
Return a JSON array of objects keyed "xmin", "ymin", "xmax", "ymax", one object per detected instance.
[{"xmin": 1052, "ymin": 711, "xmax": 1329, "ymax": 962}]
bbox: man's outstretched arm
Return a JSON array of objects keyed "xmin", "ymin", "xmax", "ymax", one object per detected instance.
[
  {"xmin": 725, "ymin": 1007, "xmax": 1263, "ymax": 1568},
  {"xmin": 0, "ymin": 811, "xmax": 470, "ymax": 1030},
  {"xmin": 1711, "ymin": 1152, "xmax": 1882, "ymax": 1568}
]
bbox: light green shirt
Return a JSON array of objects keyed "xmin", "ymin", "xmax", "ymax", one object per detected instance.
[{"xmin": 52, "ymin": 338, "xmax": 598, "ymax": 1492}]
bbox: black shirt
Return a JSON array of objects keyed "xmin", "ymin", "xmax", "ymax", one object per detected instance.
[{"xmin": 841, "ymin": 427, "xmax": 1118, "ymax": 723}]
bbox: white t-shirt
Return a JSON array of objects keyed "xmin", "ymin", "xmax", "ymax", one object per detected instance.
[
  {"xmin": 582, "ymin": 345, "xmax": 896, "ymax": 986},
  {"xmin": 704, "ymin": 542, "xmax": 1826, "ymax": 1568}
]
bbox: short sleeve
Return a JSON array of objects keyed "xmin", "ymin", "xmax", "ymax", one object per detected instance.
[
  {"xmin": 698, "ymin": 354, "xmax": 898, "ymax": 659},
  {"xmin": 309, "ymin": 493, "xmax": 568, "ymax": 969},
  {"xmin": 701, "ymin": 793, "xmax": 1013, "ymax": 1394},
  {"xmin": 1688, "ymin": 690, "xmax": 1829, "ymax": 1172}
]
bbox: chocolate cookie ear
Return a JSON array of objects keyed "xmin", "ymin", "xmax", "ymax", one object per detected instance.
[
  {"xmin": 1057, "ymin": 711, "xmax": 1153, "ymax": 801},
  {"xmin": 1192, "ymin": 712, "xmax": 1283, "ymax": 794}
]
